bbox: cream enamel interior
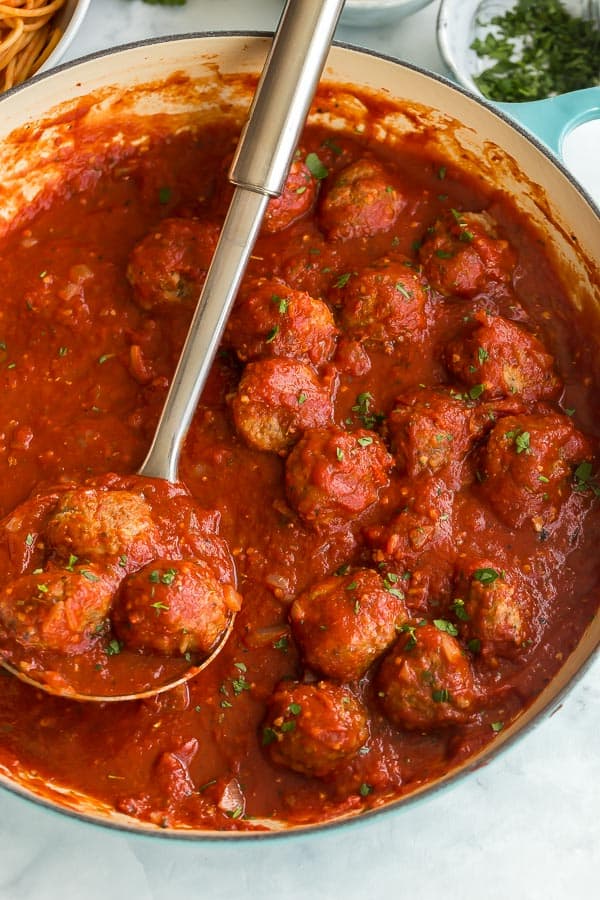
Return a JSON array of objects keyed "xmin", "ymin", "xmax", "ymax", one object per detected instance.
[{"xmin": 0, "ymin": 35, "xmax": 598, "ymax": 837}]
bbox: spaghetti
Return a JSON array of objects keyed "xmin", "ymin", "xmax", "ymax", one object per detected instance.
[{"xmin": 0, "ymin": 0, "xmax": 66, "ymax": 92}]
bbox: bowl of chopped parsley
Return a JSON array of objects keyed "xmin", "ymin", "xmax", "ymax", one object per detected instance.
[{"xmin": 437, "ymin": 0, "xmax": 600, "ymax": 102}]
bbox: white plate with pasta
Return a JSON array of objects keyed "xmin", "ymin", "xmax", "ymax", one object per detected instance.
[{"xmin": 1, "ymin": 0, "xmax": 90, "ymax": 93}]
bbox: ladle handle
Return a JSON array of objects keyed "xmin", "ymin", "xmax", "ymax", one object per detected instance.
[
  {"xmin": 139, "ymin": 0, "xmax": 346, "ymax": 482},
  {"xmin": 230, "ymin": 0, "xmax": 346, "ymax": 194}
]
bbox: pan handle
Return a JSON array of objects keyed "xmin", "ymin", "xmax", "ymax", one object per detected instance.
[{"xmin": 494, "ymin": 86, "xmax": 600, "ymax": 157}]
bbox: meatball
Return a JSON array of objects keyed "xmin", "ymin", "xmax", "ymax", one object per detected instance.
[
  {"xmin": 262, "ymin": 152, "xmax": 318, "ymax": 233},
  {"xmin": 376, "ymin": 623, "xmax": 478, "ymax": 730},
  {"xmin": 285, "ymin": 426, "xmax": 393, "ymax": 529},
  {"xmin": 225, "ymin": 277, "xmax": 338, "ymax": 365},
  {"xmin": 230, "ymin": 358, "xmax": 333, "ymax": 453},
  {"xmin": 0, "ymin": 491, "xmax": 61, "ymax": 582},
  {"xmin": 454, "ymin": 561, "xmax": 537, "ymax": 659},
  {"xmin": 387, "ymin": 388, "xmax": 477, "ymax": 481},
  {"xmin": 419, "ymin": 210, "xmax": 516, "ymax": 298},
  {"xmin": 445, "ymin": 311, "xmax": 561, "ymax": 402},
  {"xmin": 277, "ymin": 232, "xmax": 343, "ymax": 299},
  {"xmin": 366, "ymin": 477, "xmax": 456, "ymax": 609},
  {"xmin": 387, "ymin": 387, "xmax": 526, "ymax": 485},
  {"xmin": 262, "ymin": 680, "xmax": 369, "ymax": 777},
  {"xmin": 330, "ymin": 257, "xmax": 430, "ymax": 346},
  {"xmin": 126, "ymin": 217, "xmax": 220, "ymax": 310},
  {"xmin": 480, "ymin": 412, "xmax": 591, "ymax": 529},
  {"xmin": 290, "ymin": 568, "xmax": 408, "ymax": 681},
  {"xmin": 46, "ymin": 488, "xmax": 161, "ymax": 568},
  {"xmin": 0, "ymin": 564, "xmax": 113, "ymax": 654},
  {"xmin": 113, "ymin": 559, "xmax": 242, "ymax": 656},
  {"xmin": 319, "ymin": 157, "xmax": 406, "ymax": 241},
  {"xmin": 367, "ymin": 477, "xmax": 454, "ymax": 569}
]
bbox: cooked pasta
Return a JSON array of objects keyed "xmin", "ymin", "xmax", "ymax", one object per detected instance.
[{"xmin": 0, "ymin": 0, "xmax": 66, "ymax": 92}]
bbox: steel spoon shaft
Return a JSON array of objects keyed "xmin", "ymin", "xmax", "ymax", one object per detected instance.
[{"xmin": 139, "ymin": 0, "xmax": 345, "ymax": 481}]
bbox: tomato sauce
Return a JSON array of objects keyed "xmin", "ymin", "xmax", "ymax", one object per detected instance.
[{"xmin": 0, "ymin": 109, "xmax": 598, "ymax": 832}]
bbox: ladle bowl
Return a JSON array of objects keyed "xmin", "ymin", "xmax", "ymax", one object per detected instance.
[{"xmin": 0, "ymin": 0, "xmax": 346, "ymax": 703}]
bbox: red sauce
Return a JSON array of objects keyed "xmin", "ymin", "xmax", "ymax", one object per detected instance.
[{"xmin": 0, "ymin": 110, "xmax": 598, "ymax": 832}]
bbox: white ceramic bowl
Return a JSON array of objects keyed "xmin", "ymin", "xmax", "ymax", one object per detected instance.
[
  {"xmin": 341, "ymin": 0, "xmax": 435, "ymax": 26},
  {"xmin": 37, "ymin": 0, "xmax": 91, "ymax": 76},
  {"xmin": 437, "ymin": 0, "xmax": 597, "ymax": 98},
  {"xmin": 278, "ymin": 0, "xmax": 434, "ymax": 28}
]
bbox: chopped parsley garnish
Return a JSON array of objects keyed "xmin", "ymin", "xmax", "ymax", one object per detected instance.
[
  {"xmin": 273, "ymin": 635, "xmax": 289, "ymax": 653},
  {"xmin": 468, "ymin": 638, "xmax": 481, "ymax": 654},
  {"xmin": 357, "ymin": 436, "xmax": 373, "ymax": 447},
  {"xmin": 468, "ymin": 383, "xmax": 485, "ymax": 400},
  {"xmin": 398, "ymin": 622, "xmax": 418, "ymax": 650},
  {"xmin": 151, "ymin": 601, "xmax": 170, "ymax": 613},
  {"xmin": 351, "ymin": 392, "xmax": 383, "ymax": 429},
  {"xmin": 395, "ymin": 281, "xmax": 412, "ymax": 299},
  {"xmin": 451, "ymin": 598, "xmax": 470, "ymax": 621},
  {"xmin": 383, "ymin": 572, "xmax": 405, "ymax": 600},
  {"xmin": 198, "ymin": 778, "xmax": 217, "ymax": 792},
  {"xmin": 322, "ymin": 137, "xmax": 342, "ymax": 156},
  {"xmin": 478, "ymin": 346, "xmax": 489, "ymax": 364},
  {"xmin": 432, "ymin": 688, "xmax": 450, "ymax": 703},
  {"xmin": 473, "ymin": 567, "xmax": 500, "ymax": 585},
  {"xmin": 262, "ymin": 726, "xmax": 277, "ymax": 746},
  {"xmin": 359, "ymin": 783, "xmax": 373, "ymax": 797},
  {"xmin": 265, "ymin": 325, "xmax": 279, "ymax": 343},
  {"xmin": 305, "ymin": 152, "xmax": 329, "ymax": 180},
  {"xmin": 514, "ymin": 430, "xmax": 531, "ymax": 454},
  {"xmin": 491, "ymin": 721, "xmax": 504, "ymax": 732},
  {"xmin": 80, "ymin": 569, "xmax": 100, "ymax": 582},
  {"xmin": 149, "ymin": 568, "xmax": 177, "ymax": 585},
  {"xmin": 158, "ymin": 186, "xmax": 172, "ymax": 204},
  {"xmin": 335, "ymin": 272, "xmax": 352, "ymax": 289},
  {"xmin": 106, "ymin": 639, "xmax": 122, "ymax": 656},
  {"xmin": 272, "ymin": 294, "xmax": 288, "ymax": 314},
  {"xmin": 232, "ymin": 675, "xmax": 251, "ymax": 696},
  {"xmin": 573, "ymin": 461, "xmax": 600, "ymax": 496},
  {"xmin": 336, "ymin": 446, "xmax": 344, "ymax": 462},
  {"xmin": 471, "ymin": 0, "xmax": 600, "ymax": 102},
  {"xmin": 226, "ymin": 806, "xmax": 244, "ymax": 819},
  {"xmin": 288, "ymin": 702, "xmax": 302, "ymax": 716},
  {"xmin": 433, "ymin": 618, "xmax": 458, "ymax": 637}
]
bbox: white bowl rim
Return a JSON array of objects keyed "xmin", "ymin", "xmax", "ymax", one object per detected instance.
[{"xmin": 38, "ymin": 0, "xmax": 92, "ymax": 75}]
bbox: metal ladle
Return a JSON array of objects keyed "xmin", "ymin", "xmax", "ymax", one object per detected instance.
[{"xmin": 0, "ymin": 0, "xmax": 346, "ymax": 702}]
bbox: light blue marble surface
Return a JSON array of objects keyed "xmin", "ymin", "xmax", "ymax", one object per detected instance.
[{"xmin": 0, "ymin": 2, "xmax": 598, "ymax": 898}]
